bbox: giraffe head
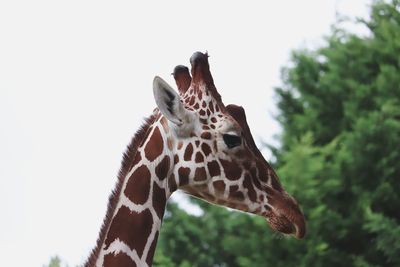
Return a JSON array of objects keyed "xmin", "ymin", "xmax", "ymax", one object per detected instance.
[{"xmin": 153, "ymin": 52, "xmax": 305, "ymax": 238}]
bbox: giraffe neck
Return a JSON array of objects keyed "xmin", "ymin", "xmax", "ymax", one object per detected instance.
[{"xmin": 94, "ymin": 115, "xmax": 173, "ymax": 267}]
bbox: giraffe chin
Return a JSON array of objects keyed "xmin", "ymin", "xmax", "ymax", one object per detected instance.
[{"xmin": 265, "ymin": 211, "xmax": 306, "ymax": 239}]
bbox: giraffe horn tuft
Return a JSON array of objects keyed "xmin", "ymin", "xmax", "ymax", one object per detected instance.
[
  {"xmin": 189, "ymin": 51, "xmax": 222, "ymax": 104},
  {"xmin": 173, "ymin": 65, "xmax": 191, "ymax": 94},
  {"xmin": 190, "ymin": 51, "xmax": 214, "ymax": 86}
]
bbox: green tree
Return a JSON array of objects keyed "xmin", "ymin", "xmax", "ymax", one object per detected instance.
[
  {"xmin": 156, "ymin": 1, "xmax": 400, "ymax": 266},
  {"xmin": 274, "ymin": 1, "xmax": 400, "ymax": 265},
  {"xmin": 43, "ymin": 256, "xmax": 61, "ymax": 267}
]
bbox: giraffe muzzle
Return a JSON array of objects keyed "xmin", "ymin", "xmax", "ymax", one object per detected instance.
[
  {"xmin": 264, "ymin": 190, "xmax": 306, "ymax": 239},
  {"xmin": 265, "ymin": 209, "xmax": 306, "ymax": 239}
]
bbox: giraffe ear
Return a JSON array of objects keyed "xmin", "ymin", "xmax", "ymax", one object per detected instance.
[{"xmin": 153, "ymin": 76, "xmax": 187, "ymax": 125}]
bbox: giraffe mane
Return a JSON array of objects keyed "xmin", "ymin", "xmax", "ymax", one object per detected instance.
[{"xmin": 84, "ymin": 113, "xmax": 158, "ymax": 267}]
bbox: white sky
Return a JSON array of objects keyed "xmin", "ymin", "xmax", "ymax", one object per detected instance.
[{"xmin": 0, "ymin": 1, "xmax": 370, "ymax": 266}]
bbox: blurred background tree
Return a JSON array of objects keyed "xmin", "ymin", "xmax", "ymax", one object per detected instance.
[
  {"xmin": 43, "ymin": 256, "xmax": 61, "ymax": 267},
  {"xmin": 154, "ymin": 1, "xmax": 400, "ymax": 266}
]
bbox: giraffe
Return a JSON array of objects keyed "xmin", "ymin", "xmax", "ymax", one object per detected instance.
[{"xmin": 85, "ymin": 52, "xmax": 306, "ymax": 267}]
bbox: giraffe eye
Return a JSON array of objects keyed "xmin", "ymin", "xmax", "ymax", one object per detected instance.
[{"xmin": 223, "ymin": 134, "xmax": 242, "ymax": 148}]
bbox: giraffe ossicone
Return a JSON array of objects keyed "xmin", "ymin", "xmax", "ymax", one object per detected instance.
[{"xmin": 85, "ymin": 52, "xmax": 306, "ymax": 267}]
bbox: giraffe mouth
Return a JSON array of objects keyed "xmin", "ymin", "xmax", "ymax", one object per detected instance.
[
  {"xmin": 263, "ymin": 191, "xmax": 306, "ymax": 239},
  {"xmin": 265, "ymin": 211, "xmax": 305, "ymax": 239}
]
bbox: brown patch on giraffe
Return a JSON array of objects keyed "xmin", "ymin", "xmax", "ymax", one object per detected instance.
[
  {"xmin": 213, "ymin": 140, "xmax": 218, "ymax": 152},
  {"xmin": 201, "ymin": 143, "xmax": 212, "ymax": 156},
  {"xmin": 195, "ymin": 140, "xmax": 200, "ymax": 147},
  {"xmin": 153, "ymin": 182, "xmax": 167, "ymax": 219},
  {"xmin": 194, "ymin": 167, "xmax": 207, "ymax": 181},
  {"xmin": 195, "ymin": 152, "xmax": 204, "ymax": 163},
  {"xmin": 104, "ymin": 206, "xmax": 153, "ymax": 257},
  {"xmin": 103, "ymin": 252, "xmax": 137, "ymax": 267},
  {"xmin": 256, "ymin": 161, "xmax": 269, "ymax": 183},
  {"xmin": 201, "ymin": 132, "xmax": 211, "ymax": 139},
  {"xmin": 168, "ymin": 173, "xmax": 177, "ymax": 192},
  {"xmin": 235, "ymin": 149, "xmax": 251, "ymax": 158},
  {"xmin": 177, "ymin": 141, "xmax": 183, "ymax": 150},
  {"xmin": 202, "ymin": 125, "xmax": 210, "ymax": 130},
  {"xmin": 202, "ymin": 101, "xmax": 206, "ymax": 108},
  {"xmin": 231, "ymin": 191, "xmax": 245, "ymax": 201},
  {"xmin": 242, "ymin": 161, "xmax": 251, "ymax": 171},
  {"xmin": 250, "ymin": 166, "xmax": 258, "ymax": 180},
  {"xmin": 252, "ymin": 174, "xmax": 262, "ymax": 190},
  {"xmin": 194, "ymin": 103, "xmax": 200, "ymax": 109},
  {"xmin": 146, "ymin": 231, "xmax": 159, "ymax": 266},
  {"xmin": 230, "ymin": 185, "xmax": 239, "ymax": 192},
  {"xmin": 140, "ymin": 126, "xmax": 153, "ymax": 147},
  {"xmin": 200, "ymin": 118, "xmax": 208, "ymax": 124},
  {"xmin": 243, "ymin": 174, "xmax": 257, "ymax": 202},
  {"xmin": 271, "ymin": 175, "xmax": 282, "ymax": 192},
  {"xmin": 209, "ymin": 103, "xmax": 214, "ymax": 113},
  {"xmin": 207, "ymin": 160, "xmax": 220, "ymax": 177},
  {"xmin": 174, "ymin": 155, "xmax": 179, "ymax": 164},
  {"xmin": 144, "ymin": 127, "xmax": 163, "ymax": 162},
  {"xmin": 213, "ymin": 180, "xmax": 226, "ymax": 193},
  {"xmin": 167, "ymin": 137, "xmax": 173, "ymax": 150},
  {"xmin": 129, "ymin": 152, "xmax": 142, "ymax": 172},
  {"xmin": 178, "ymin": 167, "xmax": 190, "ymax": 186},
  {"xmin": 216, "ymin": 199, "xmax": 227, "ymax": 205},
  {"xmin": 189, "ymin": 96, "xmax": 195, "ymax": 106},
  {"xmin": 184, "ymin": 143, "xmax": 193, "ymax": 161},
  {"xmin": 124, "ymin": 165, "xmax": 151, "ymax": 204},
  {"xmin": 155, "ymin": 156, "xmax": 170, "ymax": 180},
  {"xmin": 184, "ymin": 185, "xmax": 204, "ymax": 197},
  {"xmin": 220, "ymin": 159, "xmax": 242, "ymax": 180},
  {"xmin": 210, "ymin": 124, "xmax": 216, "ymax": 129},
  {"xmin": 160, "ymin": 117, "xmax": 169, "ymax": 133},
  {"xmin": 203, "ymin": 192, "xmax": 216, "ymax": 201},
  {"xmin": 199, "ymin": 110, "xmax": 206, "ymax": 116},
  {"xmin": 215, "ymin": 104, "xmax": 220, "ymax": 112},
  {"xmin": 207, "ymin": 109, "xmax": 211, "ymax": 117},
  {"xmin": 211, "ymin": 117, "xmax": 217, "ymax": 123}
]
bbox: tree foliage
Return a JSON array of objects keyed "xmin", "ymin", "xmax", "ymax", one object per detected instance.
[
  {"xmin": 155, "ymin": 1, "xmax": 400, "ymax": 266},
  {"xmin": 43, "ymin": 256, "xmax": 62, "ymax": 267}
]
